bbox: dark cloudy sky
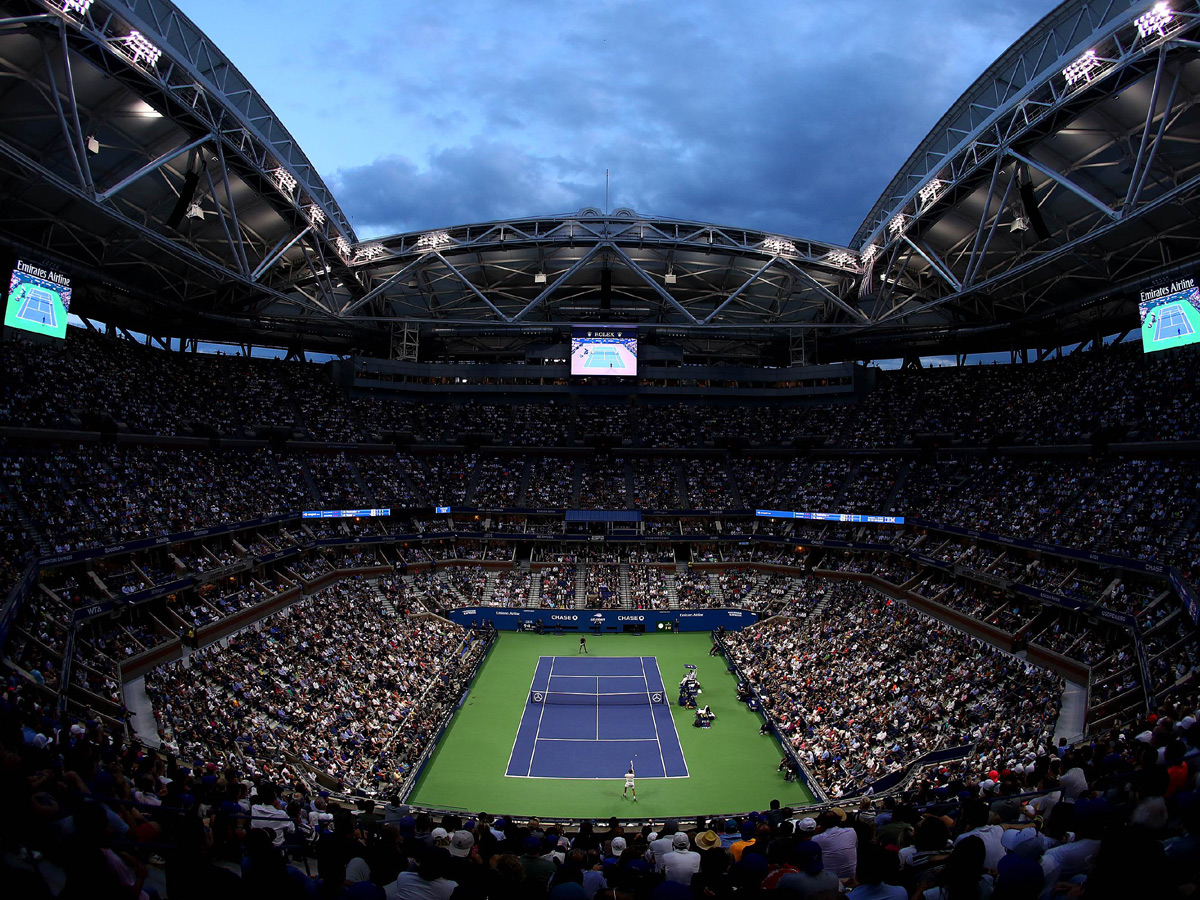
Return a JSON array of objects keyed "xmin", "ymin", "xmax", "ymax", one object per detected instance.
[{"xmin": 177, "ymin": 0, "xmax": 1056, "ymax": 246}]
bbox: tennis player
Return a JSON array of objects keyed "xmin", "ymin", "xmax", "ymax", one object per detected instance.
[
  {"xmin": 579, "ymin": 635, "xmax": 588, "ymax": 654},
  {"xmin": 623, "ymin": 764, "xmax": 637, "ymax": 802}
]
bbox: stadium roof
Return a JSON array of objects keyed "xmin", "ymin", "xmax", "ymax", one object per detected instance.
[{"xmin": 1, "ymin": 0, "xmax": 1198, "ymax": 361}]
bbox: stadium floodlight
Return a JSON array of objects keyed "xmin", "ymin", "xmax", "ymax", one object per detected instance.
[
  {"xmin": 185, "ymin": 201, "xmax": 204, "ymax": 221},
  {"xmin": 825, "ymin": 250, "xmax": 858, "ymax": 269},
  {"xmin": 918, "ymin": 179, "xmax": 945, "ymax": 208},
  {"xmin": 305, "ymin": 205, "xmax": 325, "ymax": 227},
  {"xmin": 1136, "ymin": 2, "xmax": 1174, "ymax": 38},
  {"xmin": 61, "ymin": 0, "xmax": 93, "ymax": 15},
  {"xmin": 888, "ymin": 214, "xmax": 907, "ymax": 237},
  {"xmin": 762, "ymin": 236, "xmax": 797, "ymax": 256},
  {"xmin": 122, "ymin": 31, "xmax": 162, "ymax": 68},
  {"xmin": 353, "ymin": 244, "xmax": 386, "ymax": 263},
  {"xmin": 1010, "ymin": 215, "xmax": 1030, "ymax": 233},
  {"xmin": 860, "ymin": 244, "xmax": 879, "ymax": 266},
  {"xmin": 335, "ymin": 236, "xmax": 352, "ymax": 258},
  {"xmin": 270, "ymin": 167, "xmax": 297, "ymax": 197},
  {"xmin": 1062, "ymin": 50, "xmax": 1103, "ymax": 87},
  {"xmin": 415, "ymin": 231, "xmax": 451, "ymax": 250},
  {"xmin": 534, "ymin": 272, "xmax": 548, "ymax": 284}
]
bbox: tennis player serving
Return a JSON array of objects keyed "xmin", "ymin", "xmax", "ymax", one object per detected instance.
[{"xmin": 623, "ymin": 761, "xmax": 637, "ymax": 802}]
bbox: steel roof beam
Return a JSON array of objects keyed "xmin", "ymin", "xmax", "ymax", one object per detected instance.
[
  {"xmin": 901, "ymin": 235, "xmax": 962, "ymax": 292},
  {"xmin": 700, "ymin": 256, "xmax": 777, "ymax": 325},
  {"xmin": 430, "ymin": 250, "xmax": 510, "ymax": 322},
  {"xmin": 95, "ymin": 131, "xmax": 211, "ymax": 202},
  {"xmin": 509, "ymin": 243, "xmax": 605, "ymax": 323},
  {"xmin": 607, "ymin": 243, "xmax": 701, "ymax": 325},
  {"xmin": 1007, "ymin": 148, "xmax": 1119, "ymax": 221}
]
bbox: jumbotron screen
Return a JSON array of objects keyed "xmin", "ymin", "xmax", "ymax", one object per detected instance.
[
  {"xmin": 4, "ymin": 259, "xmax": 72, "ymax": 340},
  {"xmin": 570, "ymin": 327, "xmax": 637, "ymax": 376},
  {"xmin": 1138, "ymin": 275, "xmax": 1200, "ymax": 354}
]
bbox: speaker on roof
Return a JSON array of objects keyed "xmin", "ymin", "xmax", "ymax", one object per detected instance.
[
  {"xmin": 165, "ymin": 171, "xmax": 201, "ymax": 230},
  {"xmin": 1018, "ymin": 177, "xmax": 1052, "ymax": 242}
]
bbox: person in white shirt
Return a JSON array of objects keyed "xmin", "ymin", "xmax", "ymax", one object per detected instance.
[
  {"xmin": 249, "ymin": 784, "xmax": 294, "ymax": 847},
  {"xmin": 812, "ymin": 808, "xmax": 858, "ymax": 880},
  {"xmin": 659, "ymin": 832, "xmax": 702, "ymax": 884}
]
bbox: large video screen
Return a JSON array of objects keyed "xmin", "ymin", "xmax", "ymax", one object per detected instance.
[
  {"xmin": 1139, "ymin": 275, "xmax": 1200, "ymax": 354},
  {"xmin": 4, "ymin": 259, "xmax": 72, "ymax": 339},
  {"xmin": 570, "ymin": 327, "xmax": 637, "ymax": 376}
]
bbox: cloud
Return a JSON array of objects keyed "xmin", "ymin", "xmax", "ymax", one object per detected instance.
[{"xmin": 212, "ymin": 0, "xmax": 1058, "ymax": 244}]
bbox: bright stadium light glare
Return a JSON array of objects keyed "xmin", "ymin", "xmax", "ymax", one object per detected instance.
[
  {"xmin": 1062, "ymin": 50, "xmax": 1102, "ymax": 87},
  {"xmin": 353, "ymin": 244, "xmax": 386, "ymax": 263},
  {"xmin": 888, "ymin": 214, "xmax": 907, "ymax": 236},
  {"xmin": 61, "ymin": 0, "xmax": 93, "ymax": 15},
  {"xmin": 919, "ymin": 179, "xmax": 945, "ymax": 208},
  {"xmin": 860, "ymin": 244, "xmax": 879, "ymax": 266},
  {"xmin": 1136, "ymin": 2, "xmax": 1174, "ymax": 38},
  {"xmin": 762, "ymin": 236, "xmax": 797, "ymax": 256},
  {"xmin": 122, "ymin": 31, "xmax": 162, "ymax": 68},
  {"xmin": 825, "ymin": 250, "xmax": 858, "ymax": 269},
  {"xmin": 415, "ymin": 231, "xmax": 451, "ymax": 249},
  {"xmin": 305, "ymin": 205, "xmax": 325, "ymax": 226},
  {"xmin": 270, "ymin": 167, "xmax": 297, "ymax": 196},
  {"xmin": 335, "ymin": 236, "xmax": 352, "ymax": 258}
]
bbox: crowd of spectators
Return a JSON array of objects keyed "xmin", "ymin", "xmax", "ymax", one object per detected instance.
[
  {"xmin": 538, "ymin": 565, "xmax": 577, "ymax": 608},
  {"xmin": 146, "ymin": 576, "xmax": 486, "ymax": 791},
  {"xmin": 627, "ymin": 566, "xmax": 671, "ymax": 610},
  {"xmin": 725, "ymin": 581, "xmax": 1064, "ymax": 797},
  {"xmin": 2, "ymin": 669, "xmax": 1198, "ymax": 899}
]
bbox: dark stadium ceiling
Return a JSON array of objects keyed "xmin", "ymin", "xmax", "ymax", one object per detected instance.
[{"xmin": 0, "ymin": 0, "xmax": 1199, "ymax": 362}]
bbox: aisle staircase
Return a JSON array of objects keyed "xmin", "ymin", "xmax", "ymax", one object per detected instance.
[{"xmin": 574, "ymin": 564, "xmax": 588, "ymax": 608}]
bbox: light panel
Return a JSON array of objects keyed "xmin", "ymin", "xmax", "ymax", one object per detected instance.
[
  {"xmin": 416, "ymin": 231, "xmax": 451, "ymax": 249},
  {"xmin": 122, "ymin": 31, "xmax": 162, "ymax": 68},
  {"xmin": 61, "ymin": 0, "xmax": 93, "ymax": 14},
  {"xmin": 825, "ymin": 250, "xmax": 857, "ymax": 269},
  {"xmin": 1136, "ymin": 2, "xmax": 1173, "ymax": 39},
  {"xmin": 918, "ymin": 179, "xmax": 944, "ymax": 208},
  {"xmin": 270, "ymin": 167, "xmax": 297, "ymax": 196},
  {"xmin": 1062, "ymin": 49, "xmax": 1102, "ymax": 87},
  {"xmin": 762, "ymin": 237, "xmax": 797, "ymax": 256}
]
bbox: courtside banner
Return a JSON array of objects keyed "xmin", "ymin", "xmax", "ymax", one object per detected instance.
[{"xmin": 448, "ymin": 607, "xmax": 754, "ymax": 632}]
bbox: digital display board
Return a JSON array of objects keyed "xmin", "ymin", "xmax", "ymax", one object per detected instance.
[
  {"xmin": 756, "ymin": 509, "xmax": 905, "ymax": 525},
  {"xmin": 571, "ymin": 327, "xmax": 637, "ymax": 376},
  {"xmin": 4, "ymin": 259, "xmax": 72, "ymax": 339},
  {"xmin": 302, "ymin": 508, "xmax": 391, "ymax": 519},
  {"xmin": 1138, "ymin": 275, "xmax": 1200, "ymax": 353}
]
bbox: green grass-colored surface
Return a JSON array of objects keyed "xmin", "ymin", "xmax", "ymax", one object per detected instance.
[{"xmin": 408, "ymin": 632, "xmax": 815, "ymax": 818}]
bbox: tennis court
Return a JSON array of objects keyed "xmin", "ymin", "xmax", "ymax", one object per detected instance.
[
  {"xmin": 584, "ymin": 346, "xmax": 627, "ymax": 369},
  {"xmin": 1152, "ymin": 301, "xmax": 1196, "ymax": 342},
  {"xmin": 408, "ymin": 633, "xmax": 812, "ymax": 818},
  {"xmin": 15, "ymin": 285, "xmax": 59, "ymax": 329},
  {"xmin": 1141, "ymin": 293, "xmax": 1200, "ymax": 352},
  {"xmin": 506, "ymin": 655, "xmax": 688, "ymax": 779}
]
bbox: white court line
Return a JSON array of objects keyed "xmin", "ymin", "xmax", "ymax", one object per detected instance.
[
  {"xmin": 526, "ymin": 656, "xmax": 556, "ymax": 776},
  {"xmin": 537, "ymin": 737, "xmax": 666, "ymax": 742},
  {"xmin": 647, "ymin": 656, "xmax": 691, "ymax": 778},
  {"xmin": 505, "ymin": 655, "xmax": 549, "ymax": 777},
  {"xmin": 641, "ymin": 656, "xmax": 669, "ymax": 776}
]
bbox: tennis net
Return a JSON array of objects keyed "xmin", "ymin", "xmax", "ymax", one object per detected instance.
[{"xmin": 530, "ymin": 689, "xmax": 666, "ymax": 705}]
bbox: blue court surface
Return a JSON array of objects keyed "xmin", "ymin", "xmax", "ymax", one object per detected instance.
[
  {"xmin": 1151, "ymin": 301, "xmax": 1195, "ymax": 342},
  {"xmin": 16, "ymin": 286, "xmax": 59, "ymax": 328},
  {"xmin": 584, "ymin": 347, "xmax": 627, "ymax": 369},
  {"xmin": 505, "ymin": 656, "xmax": 689, "ymax": 779}
]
